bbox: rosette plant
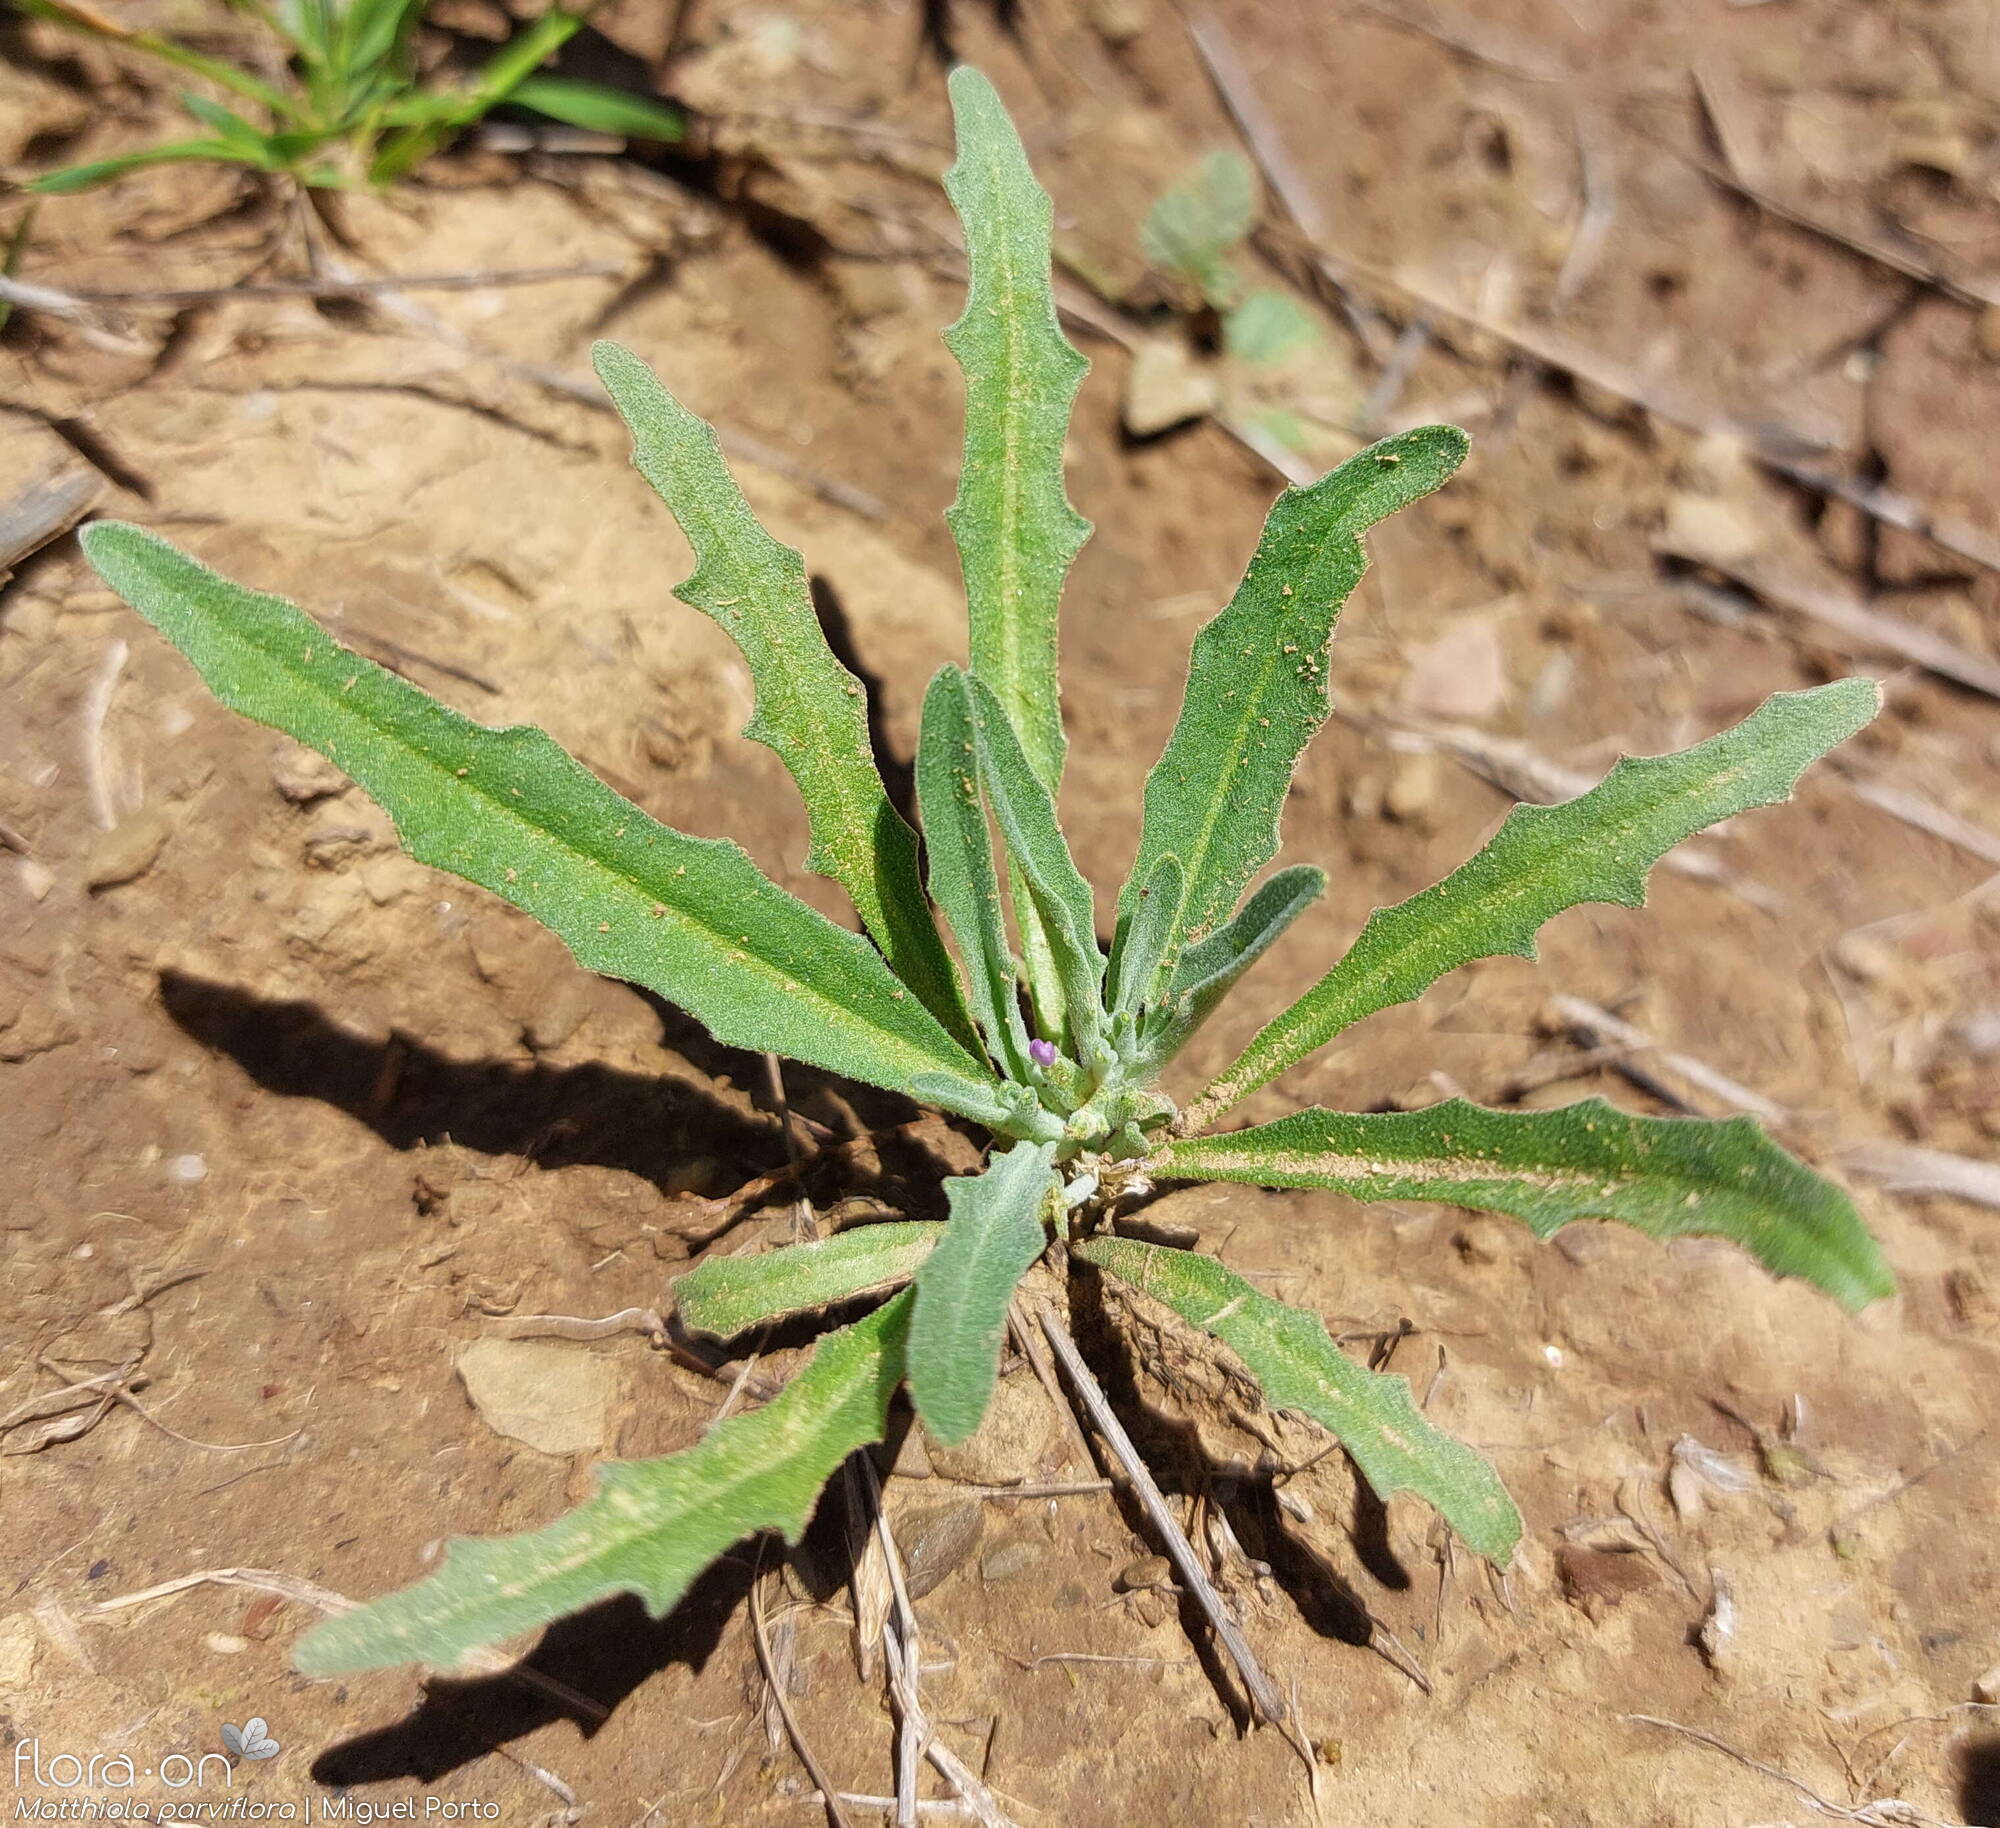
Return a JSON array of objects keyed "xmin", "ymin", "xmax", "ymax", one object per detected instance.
[{"xmin": 78, "ymin": 68, "xmax": 1889, "ymax": 1687}]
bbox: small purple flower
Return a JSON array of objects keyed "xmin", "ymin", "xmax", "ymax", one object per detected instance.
[{"xmin": 1028, "ymin": 1038, "xmax": 1058, "ymax": 1068}]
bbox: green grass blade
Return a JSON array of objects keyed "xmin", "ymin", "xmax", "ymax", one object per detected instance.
[
  {"xmin": 1189, "ymin": 679, "xmax": 1880, "ymax": 1126},
  {"xmin": 940, "ymin": 66, "xmax": 1090, "ymax": 795},
  {"xmin": 1138, "ymin": 863, "xmax": 1323, "ymax": 1069},
  {"xmin": 675, "ymin": 1222, "xmax": 945, "ymax": 1338},
  {"xmin": 593, "ymin": 344, "xmax": 976, "ymax": 1052},
  {"xmin": 917, "ymin": 667, "xmax": 1033, "ymax": 1079},
  {"xmin": 1077, "ymin": 1237, "xmax": 1520, "ymax": 1562},
  {"xmin": 295, "ymin": 1293, "xmax": 912, "ymax": 1673},
  {"xmin": 0, "ymin": 204, "xmax": 36, "ymax": 333},
  {"xmin": 18, "ymin": 0, "xmax": 305, "ymax": 121},
  {"xmin": 178, "ymin": 93, "xmax": 280, "ymax": 160},
  {"xmin": 962, "ymin": 672, "xmax": 1105, "ymax": 1057},
  {"xmin": 1108, "ymin": 851, "xmax": 1182, "ymax": 1017},
  {"xmin": 508, "ymin": 74, "xmax": 684, "ymax": 140},
  {"xmin": 458, "ymin": 6, "xmax": 584, "ymax": 112},
  {"xmin": 908, "ymin": 1142, "xmax": 1059, "ymax": 1445},
  {"xmin": 81, "ymin": 523, "xmax": 1001, "ymax": 1121},
  {"xmin": 1121, "ymin": 427, "xmax": 1467, "ymax": 980},
  {"xmin": 335, "ymin": 0, "xmax": 423, "ymax": 82},
  {"xmin": 28, "ymin": 138, "xmax": 255, "ymax": 193},
  {"xmin": 1152, "ymin": 1098, "xmax": 1893, "ymax": 1312}
]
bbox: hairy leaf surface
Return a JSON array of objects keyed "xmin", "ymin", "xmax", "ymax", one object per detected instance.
[
  {"xmin": 1189, "ymin": 680, "xmax": 1880, "ymax": 1125},
  {"xmin": 940, "ymin": 65, "xmax": 1090, "ymax": 795},
  {"xmin": 962, "ymin": 672, "xmax": 1106, "ymax": 1056},
  {"xmin": 1109, "ymin": 852, "xmax": 1182, "ymax": 1017},
  {"xmin": 909, "ymin": 1142, "xmax": 1060, "ymax": 1445},
  {"xmin": 1122, "ymin": 428, "xmax": 1468, "ymax": 979},
  {"xmin": 917, "ymin": 666, "xmax": 1032, "ymax": 1078},
  {"xmin": 1156, "ymin": 1098, "xmax": 1892, "ymax": 1311},
  {"xmin": 1077, "ymin": 1237, "xmax": 1520, "ymax": 1562},
  {"xmin": 594, "ymin": 341, "xmax": 974, "ymax": 1051},
  {"xmin": 296, "ymin": 1294, "xmax": 912, "ymax": 1673},
  {"xmin": 82, "ymin": 524, "xmax": 1000, "ymax": 1119},
  {"xmin": 1138, "ymin": 864, "xmax": 1323, "ymax": 1069},
  {"xmin": 675, "ymin": 1223, "xmax": 945, "ymax": 1339}
]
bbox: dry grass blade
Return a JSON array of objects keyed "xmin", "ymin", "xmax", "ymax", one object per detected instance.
[
  {"xmin": 1657, "ymin": 543, "xmax": 2000, "ymax": 701},
  {"xmin": 1834, "ymin": 772, "xmax": 2000, "ymax": 870},
  {"xmin": 1673, "ymin": 139, "xmax": 2000, "ymax": 312},
  {"xmin": 751, "ymin": 1555, "xmax": 853, "ymax": 1828},
  {"xmin": 1843, "ymin": 1144, "xmax": 2000, "ymax": 1212},
  {"xmin": 1550, "ymin": 996, "xmax": 1790, "ymax": 1124},
  {"xmin": 880, "ymin": 1632, "xmax": 1022, "ymax": 1828},
  {"xmin": 1, "ymin": 466, "xmax": 101, "ymax": 573},
  {"xmin": 1624, "ymin": 1714, "xmax": 1964, "ymax": 1825},
  {"xmin": 0, "ymin": 263, "xmax": 627, "ymax": 317},
  {"xmin": 1034, "ymin": 1308, "xmax": 1289, "ymax": 1726}
]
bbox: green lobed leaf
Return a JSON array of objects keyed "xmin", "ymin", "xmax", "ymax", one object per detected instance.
[
  {"xmin": 81, "ymin": 524, "xmax": 1002, "ymax": 1123},
  {"xmin": 1137, "ymin": 863, "xmax": 1324, "ymax": 1070},
  {"xmin": 961, "ymin": 672, "xmax": 1106, "ymax": 1058},
  {"xmin": 940, "ymin": 65, "xmax": 1091, "ymax": 797},
  {"xmin": 1188, "ymin": 679, "xmax": 1881, "ymax": 1127},
  {"xmin": 295, "ymin": 1293, "xmax": 913, "ymax": 1673},
  {"xmin": 593, "ymin": 342, "xmax": 975, "ymax": 1054},
  {"xmin": 1120, "ymin": 428, "xmax": 1468, "ymax": 987},
  {"xmin": 941, "ymin": 68, "xmax": 1093, "ymax": 1042},
  {"xmin": 674, "ymin": 1222, "xmax": 945, "ymax": 1338},
  {"xmin": 908, "ymin": 1141, "xmax": 1060, "ymax": 1445},
  {"xmin": 917, "ymin": 666, "xmax": 1033, "ymax": 1079},
  {"xmin": 509, "ymin": 75, "xmax": 685, "ymax": 140},
  {"xmin": 1155, "ymin": 1098, "xmax": 1893, "ymax": 1311},
  {"xmin": 1076, "ymin": 1237, "xmax": 1520, "ymax": 1562},
  {"xmin": 1141, "ymin": 149, "xmax": 1257, "ymax": 305}
]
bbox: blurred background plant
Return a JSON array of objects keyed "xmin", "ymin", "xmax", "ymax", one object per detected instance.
[
  {"xmin": 20, "ymin": 0, "xmax": 683, "ymax": 193},
  {"xmin": 1116, "ymin": 147, "xmax": 1360, "ymax": 468}
]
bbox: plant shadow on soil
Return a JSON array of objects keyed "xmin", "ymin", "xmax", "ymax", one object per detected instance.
[
  {"xmin": 1066, "ymin": 1261, "xmax": 1412, "ymax": 1725},
  {"xmin": 1961, "ymin": 1736, "xmax": 2000, "ymax": 1826},
  {"xmin": 156, "ymin": 969, "xmax": 967, "ymax": 1219},
  {"xmin": 308, "ymin": 1563, "xmax": 751, "ymax": 1785}
]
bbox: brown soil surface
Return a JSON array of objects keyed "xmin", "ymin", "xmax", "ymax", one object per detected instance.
[{"xmin": 5, "ymin": 2, "xmax": 2000, "ymax": 1824}]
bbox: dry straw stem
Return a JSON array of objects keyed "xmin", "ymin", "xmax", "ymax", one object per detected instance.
[
  {"xmin": 1624, "ymin": 1714, "xmax": 1966, "ymax": 1826},
  {"xmin": 1034, "ymin": 1306, "xmax": 1290, "ymax": 1726}
]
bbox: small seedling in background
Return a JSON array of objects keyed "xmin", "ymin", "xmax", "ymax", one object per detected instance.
[
  {"xmin": 80, "ymin": 68, "xmax": 1889, "ymax": 1724},
  {"xmin": 1127, "ymin": 147, "xmax": 1353, "ymax": 460},
  {"xmin": 21, "ymin": 0, "xmax": 682, "ymax": 193}
]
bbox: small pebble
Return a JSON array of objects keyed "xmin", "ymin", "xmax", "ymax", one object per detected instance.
[
  {"xmin": 168, "ymin": 1153, "xmax": 208, "ymax": 1185},
  {"xmin": 1114, "ymin": 1555, "xmax": 1172, "ymax": 1593},
  {"xmin": 979, "ymin": 1539, "xmax": 1038, "ymax": 1584},
  {"xmin": 204, "ymin": 1633, "xmax": 249, "ymax": 1656},
  {"xmin": 1973, "ymin": 1662, "xmax": 2000, "ymax": 1705}
]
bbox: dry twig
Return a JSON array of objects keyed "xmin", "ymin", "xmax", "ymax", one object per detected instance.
[
  {"xmin": 1034, "ymin": 1307, "xmax": 1288, "ymax": 1725},
  {"xmin": 750, "ymin": 1555, "xmax": 853, "ymax": 1828},
  {"xmin": 1625, "ymin": 1714, "xmax": 1963, "ymax": 1825}
]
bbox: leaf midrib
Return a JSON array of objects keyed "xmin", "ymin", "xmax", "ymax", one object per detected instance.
[
  {"xmin": 245, "ymin": 608, "xmax": 974, "ymax": 1084},
  {"xmin": 1163, "ymin": 517, "xmax": 1348, "ymax": 937},
  {"xmin": 1218, "ymin": 748, "xmax": 1747, "ymax": 1101}
]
